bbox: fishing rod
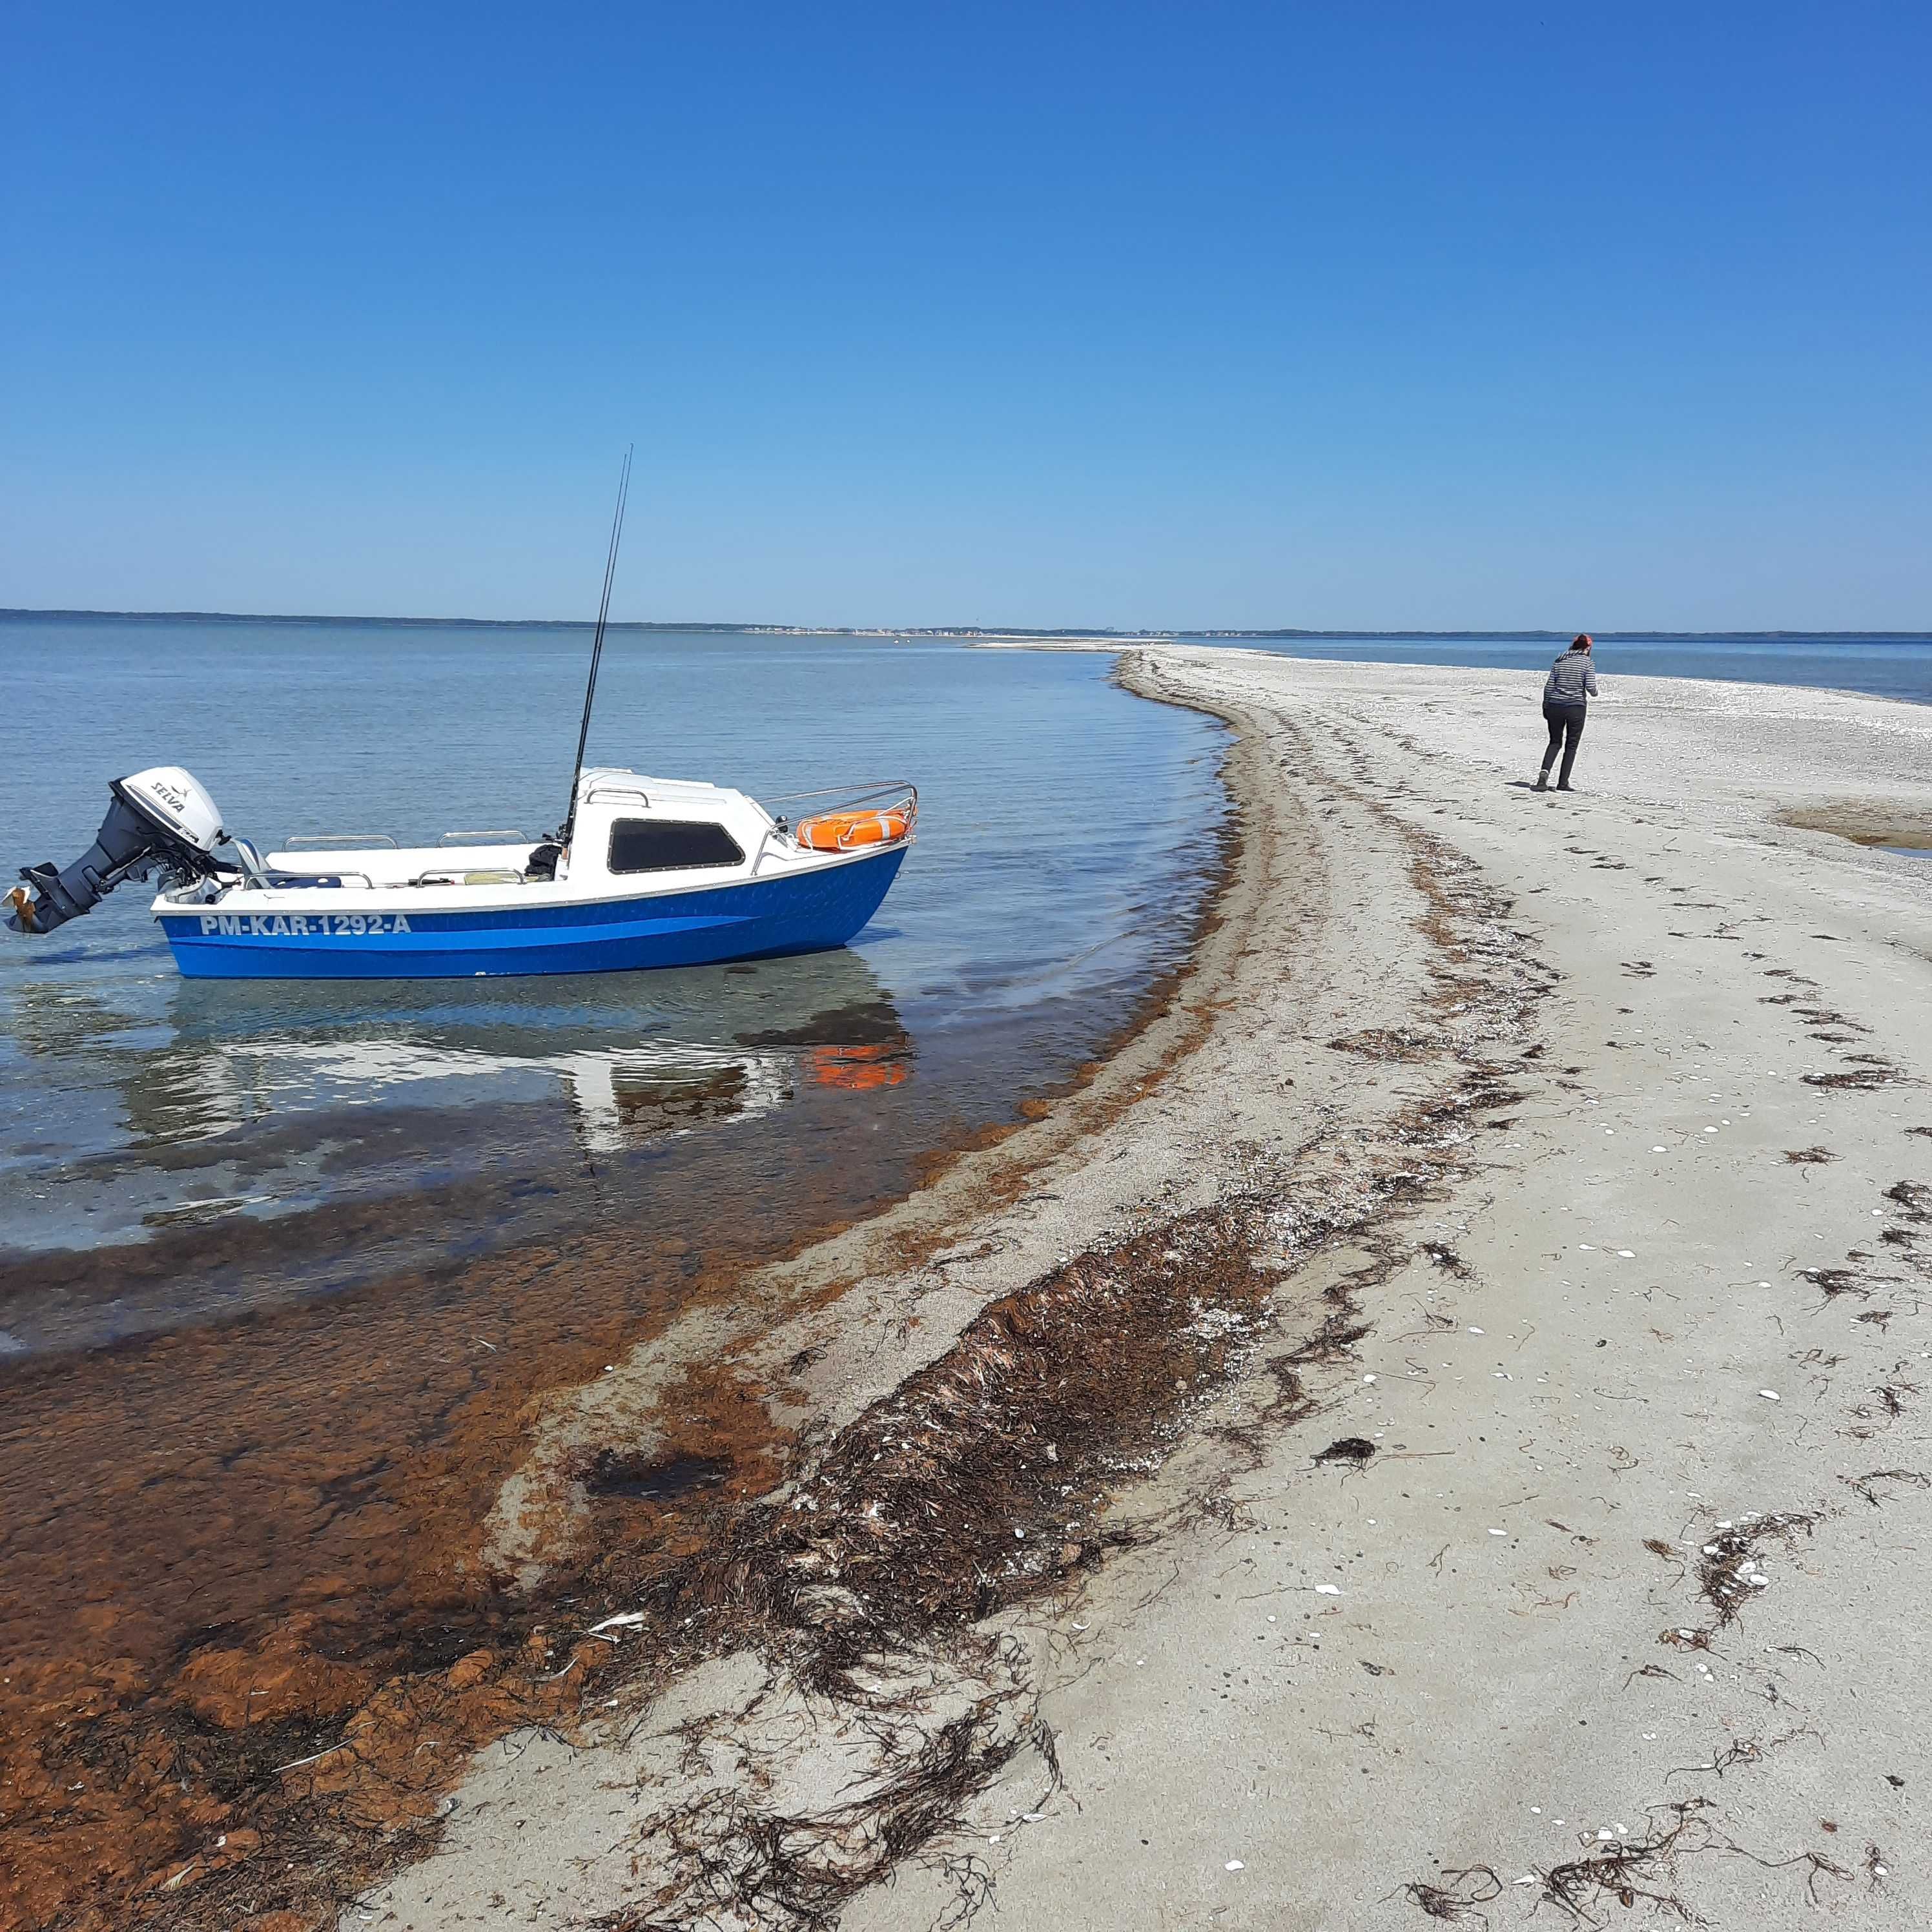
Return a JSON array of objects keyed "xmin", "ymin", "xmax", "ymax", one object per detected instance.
[{"xmin": 563, "ymin": 445, "xmax": 635, "ymax": 839}]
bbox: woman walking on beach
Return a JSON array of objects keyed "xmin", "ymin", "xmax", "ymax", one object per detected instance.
[{"xmin": 1536, "ymin": 634, "xmax": 1598, "ymax": 791}]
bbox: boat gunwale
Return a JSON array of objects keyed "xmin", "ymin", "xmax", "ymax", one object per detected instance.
[{"xmin": 150, "ymin": 830, "xmax": 916, "ymax": 922}]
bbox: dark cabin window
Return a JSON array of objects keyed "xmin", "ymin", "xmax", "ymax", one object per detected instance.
[{"xmin": 608, "ymin": 818, "xmax": 745, "ymax": 874}]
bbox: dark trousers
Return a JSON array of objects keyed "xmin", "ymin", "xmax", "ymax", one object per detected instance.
[{"xmin": 1541, "ymin": 701, "xmax": 1586, "ymax": 784}]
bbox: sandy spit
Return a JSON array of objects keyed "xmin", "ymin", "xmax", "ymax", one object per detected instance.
[{"xmin": 355, "ymin": 648, "xmax": 1932, "ymax": 1931}]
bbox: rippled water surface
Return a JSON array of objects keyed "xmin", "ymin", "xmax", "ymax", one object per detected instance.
[{"xmin": 0, "ymin": 620, "xmax": 1228, "ymax": 1351}]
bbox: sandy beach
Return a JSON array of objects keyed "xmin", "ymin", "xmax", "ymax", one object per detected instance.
[
  {"xmin": 338, "ymin": 643, "xmax": 1932, "ymax": 1932},
  {"xmin": 324, "ymin": 646, "xmax": 1932, "ymax": 1931},
  {"xmin": 30, "ymin": 646, "xmax": 1931, "ymax": 1930}
]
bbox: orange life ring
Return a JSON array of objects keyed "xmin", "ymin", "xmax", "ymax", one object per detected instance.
[{"xmin": 794, "ymin": 807, "xmax": 911, "ymax": 852}]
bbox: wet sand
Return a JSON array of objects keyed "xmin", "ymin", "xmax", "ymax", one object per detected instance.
[
  {"xmin": 352, "ymin": 650, "xmax": 1932, "ymax": 1931},
  {"xmin": 17, "ymin": 649, "xmax": 1932, "ymax": 1928}
]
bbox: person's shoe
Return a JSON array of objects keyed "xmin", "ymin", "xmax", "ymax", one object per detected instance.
[
  {"xmin": 1534, "ymin": 772, "xmax": 1549, "ymax": 792},
  {"xmin": 1556, "ymin": 781, "xmax": 1575, "ymax": 792}
]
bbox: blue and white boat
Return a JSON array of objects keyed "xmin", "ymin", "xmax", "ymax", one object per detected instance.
[
  {"xmin": 7, "ymin": 455, "xmax": 916, "ymax": 980},
  {"xmin": 6, "ymin": 764, "xmax": 915, "ymax": 980}
]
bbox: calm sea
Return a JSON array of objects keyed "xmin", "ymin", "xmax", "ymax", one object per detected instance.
[
  {"xmin": 0, "ymin": 619, "xmax": 1228, "ymax": 1354},
  {"xmin": 1186, "ymin": 632, "xmax": 1932, "ymax": 705}
]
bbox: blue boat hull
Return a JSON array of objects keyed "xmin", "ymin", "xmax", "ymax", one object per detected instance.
[{"xmin": 158, "ymin": 846, "xmax": 907, "ymax": 980}]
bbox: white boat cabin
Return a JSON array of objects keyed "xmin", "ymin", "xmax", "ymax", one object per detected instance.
[{"xmin": 159, "ymin": 769, "xmax": 824, "ymax": 917}]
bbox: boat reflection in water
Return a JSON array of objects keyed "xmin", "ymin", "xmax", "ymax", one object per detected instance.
[
  {"xmin": 144, "ymin": 942, "xmax": 905, "ymax": 1149},
  {"xmin": 0, "ymin": 947, "xmax": 912, "ymax": 1354},
  {"xmin": 136, "ymin": 1029, "xmax": 803, "ymax": 1158},
  {"xmin": 125, "ymin": 1012, "xmax": 908, "ymax": 1160}
]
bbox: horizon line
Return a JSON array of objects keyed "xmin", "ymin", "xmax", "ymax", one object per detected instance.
[{"xmin": 2, "ymin": 607, "xmax": 1927, "ymax": 642}]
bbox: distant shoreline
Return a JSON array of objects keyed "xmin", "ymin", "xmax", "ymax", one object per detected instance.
[{"xmin": 1, "ymin": 607, "xmax": 1926, "ymax": 642}]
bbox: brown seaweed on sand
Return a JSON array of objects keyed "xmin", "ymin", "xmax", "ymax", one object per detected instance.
[
  {"xmin": 604, "ymin": 1698, "xmax": 1047, "ymax": 1932},
  {"xmin": 1328, "ymin": 1025, "xmax": 1441, "ymax": 1062},
  {"xmin": 1695, "ymin": 1511, "xmax": 1817, "ymax": 1625},
  {"xmin": 614, "ymin": 1202, "xmax": 1281, "ymax": 1700},
  {"xmin": 1539, "ymin": 1800, "xmax": 1715, "ymax": 1924},
  {"xmin": 1402, "ymin": 1865, "xmax": 1503, "ymax": 1923},
  {"xmin": 1802, "ymin": 1058, "xmax": 1905, "ymax": 1090}
]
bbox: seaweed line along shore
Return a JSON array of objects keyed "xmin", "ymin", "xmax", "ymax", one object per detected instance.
[{"xmin": 12, "ymin": 644, "xmax": 1932, "ymax": 1932}]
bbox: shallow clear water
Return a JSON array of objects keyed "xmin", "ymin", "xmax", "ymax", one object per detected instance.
[
  {"xmin": 1191, "ymin": 632, "xmax": 1932, "ymax": 706},
  {"xmin": 0, "ymin": 620, "xmax": 1227, "ymax": 1349}
]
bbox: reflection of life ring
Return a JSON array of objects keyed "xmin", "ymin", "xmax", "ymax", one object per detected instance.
[
  {"xmin": 794, "ymin": 808, "xmax": 911, "ymax": 852},
  {"xmin": 808, "ymin": 1042, "xmax": 909, "ymax": 1091}
]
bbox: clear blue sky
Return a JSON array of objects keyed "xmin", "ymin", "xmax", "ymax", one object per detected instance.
[{"xmin": 3, "ymin": 2, "xmax": 1927, "ymax": 630}]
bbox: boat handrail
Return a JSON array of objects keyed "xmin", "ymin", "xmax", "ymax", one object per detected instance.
[
  {"xmin": 437, "ymin": 829, "xmax": 529, "ymax": 846},
  {"xmin": 229, "ymin": 837, "xmax": 378, "ymax": 892},
  {"xmin": 761, "ymin": 779, "xmax": 916, "ymax": 808},
  {"xmin": 282, "ymin": 833, "xmax": 400, "ymax": 850},
  {"xmin": 761, "ymin": 779, "xmax": 918, "ymax": 841}
]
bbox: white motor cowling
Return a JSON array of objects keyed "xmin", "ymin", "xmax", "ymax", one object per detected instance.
[
  {"xmin": 115, "ymin": 767, "xmax": 226, "ymax": 856},
  {"xmin": 7, "ymin": 766, "xmax": 229, "ymax": 934}
]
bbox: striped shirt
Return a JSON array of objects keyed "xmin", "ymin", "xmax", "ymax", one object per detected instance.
[{"xmin": 1543, "ymin": 649, "xmax": 1599, "ymax": 703}]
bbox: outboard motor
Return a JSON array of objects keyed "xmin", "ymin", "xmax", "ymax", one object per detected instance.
[{"xmin": 6, "ymin": 766, "xmax": 229, "ymax": 934}]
